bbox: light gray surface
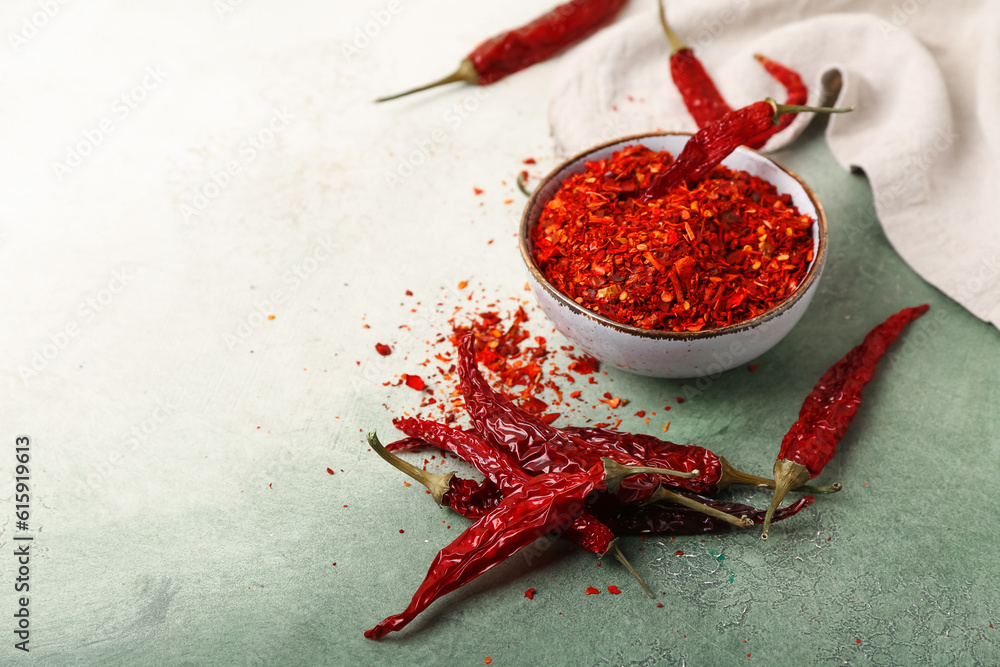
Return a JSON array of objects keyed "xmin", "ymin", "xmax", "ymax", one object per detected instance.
[{"xmin": 2, "ymin": 1, "xmax": 999, "ymax": 665}]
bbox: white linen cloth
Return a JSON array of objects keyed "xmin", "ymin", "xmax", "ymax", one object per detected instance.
[{"xmin": 548, "ymin": 0, "xmax": 1000, "ymax": 327}]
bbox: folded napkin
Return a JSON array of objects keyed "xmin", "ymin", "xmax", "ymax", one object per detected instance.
[{"xmin": 548, "ymin": 0, "xmax": 1000, "ymax": 327}]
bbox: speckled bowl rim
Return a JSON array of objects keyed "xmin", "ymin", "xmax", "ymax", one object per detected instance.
[{"xmin": 518, "ymin": 131, "xmax": 828, "ymax": 341}]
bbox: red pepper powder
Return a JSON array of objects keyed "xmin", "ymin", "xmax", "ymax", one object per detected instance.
[
  {"xmin": 585, "ymin": 586, "xmax": 600, "ymax": 595},
  {"xmin": 375, "ymin": 343, "xmax": 392, "ymax": 356},
  {"xmin": 531, "ymin": 145, "xmax": 814, "ymax": 331},
  {"xmin": 524, "ymin": 588, "xmax": 536, "ymax": 599},
  {"xmin": 607, "ymin": 585, "xmax": 622, "ymax": 595}
]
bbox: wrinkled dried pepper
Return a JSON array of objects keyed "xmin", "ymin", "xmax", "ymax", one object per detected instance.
[
  {"xmin": 761, "ymin": 305, "xmax": 930, "ymax": 538},
  {"xmin": 377, "ymin": 0, "xmax": 629, "ymax": 102},
  {"xmin": 365, "ymin": 431, "xmax": 695, "ymax": 638}
]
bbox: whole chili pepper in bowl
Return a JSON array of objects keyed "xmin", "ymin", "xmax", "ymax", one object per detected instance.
[{"xmin": 377, "ymin": 0, "xmax": 629, "ymax": 102}]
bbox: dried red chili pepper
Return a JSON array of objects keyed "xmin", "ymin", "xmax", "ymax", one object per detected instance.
[
  {"xmin": 457, "ymin": 334, "xmax": 707, "ymax": 506},
  {"xmin": 376, "ymin": 0, "xmax": 629, "ymax": 102},
  {"xmin": 595, "ymin": 492, "xmax": 815, "ymax": 536},
  {"xmin": 658, "ymin": 0, "xmax": 730, "ymax": 129},
  {"xmin": 389, "ymin": 417, "xmax": 619, "ymax": 556},
  {"xmin": 657, "ymin": 1, "xmax": 807, "ymax": 150},
  {"xmin": 744, "ymin": 54, "xmax": 808, "ymax": 149},
  {"xmin": 761, "ymin": 305, "xmax": 930, "ymax": 538},
  {"xmin": 365, "ymin": 431, "xmax": 693, "ymax": 638},
  {"xmin": 642, "ymin": 98, "xmax": 853, "ymax": 201}
]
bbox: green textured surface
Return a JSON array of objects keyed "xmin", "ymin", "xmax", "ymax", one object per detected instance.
[{"xmin": 4, "ymin": 2, "xmax": 1000, "ymax": 665}]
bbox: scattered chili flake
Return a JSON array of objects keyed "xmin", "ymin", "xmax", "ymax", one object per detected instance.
[
  {"xmin": 405, "ymin": 289, "xmax": 413, "ymax": 296},
  {"xmin": 856, "ymin": 639, "xmax": 861, "ymax": 644},
  {"xmin": 662, "ymin": 421, "xmax": 671, "ymax": 432},
  {"xmin": 458, "ymin": 281, "xmax": 468, "ymax": 290},
  {"xmin": 523, "ymin": 157, "xmax": 537, "ymax": 164},
  {"xmin": 585, "ymin": 587, "xmax": 600, "ymax": 595},
  {"xmin": 524, "ymin": 588, "xmax": 536, "ymax": 599},
  {"xmin": 485, "ymin": 658, "xmax": 492, "ymax": 665},
  {"xmin": 326, "ymin": 468, "xmax": 334, "ymax": 475},
  {"xmin": 267, "ymin": 314, "xmax": 275, "ymax": 320},
  {"xmin": 676, "ymin": 397, "xmax": 684, "ymax": 404},
  {"xmin": 634, "ymin": 410, "xmax": 646, "ymax": 417},
  {"xmin": 676, "ymin": 550, "xmax": 684, "ymax": 556},
  {"xmin": 403, "ymin": 374, "xmax": 426, "ymax": 391},
  {"xmin": 656, "ymin": 603, "xmax": 663, "ymax": 608},
  {"xmin": 375, "ymin": 343, "xmax": 392, "ymax": 356},
  {"xmin": 568, "ymin": 354, "xmax": 600, "ymax": 374},
  {"xmin": 607, "ymin": 585, "xmax": 622, "ymax": 595},
  {"xmin": 748, "ymin": 364, "xmax": 758, "ymax": 371},
  {"xmin": 532, "ymin": 145, "xmax": 814, "ymax": 331},
  {"xmin": 474, "ymin": 187, "xmax": 484, "ymax": 195},
  {"xmin": 398, "ymin": 529, "xmax": 405, "ymax": 534},
  {"xmin": 403, "ymin": 481, "xmax": 411, "ymax": 487}
]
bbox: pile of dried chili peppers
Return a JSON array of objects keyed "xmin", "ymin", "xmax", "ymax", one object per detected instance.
[{"xmin": 363, "ymin": 305, "xmax": 928, "ymax": 638}]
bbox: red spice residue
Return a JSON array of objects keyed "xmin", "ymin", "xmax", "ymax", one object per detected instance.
[
  {"xmin": 326, "ymin": 468, "xmax": 334, "ymax": 475},
  {"xmin": 524, "ymin": 588, "xmax": 536, "ymax": 599},
  {"xmin": 398, "ymin": 529, "xmax": 405, "ymax": 534},
  {"xmin": 485, "ymin": 658, "xmax": 492, "ymax": 664},
  {"xmin": 656, "ymin": 603, "xmax": 663, "ymax": 607},
  {"xmin": 676, "ymin": 550, "xmax": 684, "ymax": 556},
  {"xmin": 607, "ymin": 585, "xmax": 622, "ymax": 595},
  {"xmin": 748, "ymin": 364, "xmax": 759, "ymax": 371},
  {"xmin": 402, "ymin": 374, "xmax": 426, "ymax": 391},
  {"xmin": 523, "ymin": 158, "xmax": 537, "ymax": 164},
  {"xmin": 585, "ymin": 586, "xmax": 600, "ymax": 595},
  {"xmin": 375, "ymin": 343, "xmax": 392, "ymax": 356},
  {"xmin": 474, "ymin": 187, "xmax": 484, "ymax": 195},
  {"xmin": 531, "ymin": 145, "xmax": 815, "ymax": 331}
]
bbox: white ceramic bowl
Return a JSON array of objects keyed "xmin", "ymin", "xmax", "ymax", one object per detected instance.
[{"xmin": 519, "ymin": 132, "xmax": 827, "ymax": 379}]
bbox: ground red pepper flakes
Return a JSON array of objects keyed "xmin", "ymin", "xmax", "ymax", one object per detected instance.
[
  {"xmin": 607, "ymin": 585, "xmax": 622, "ymax": 595},
  {"xmin": 676, "ymin": 550, "xmax": 684, "ymax": 556},
  {"xmin": 524, "ymin": 588, "xmax": 536, "ymax": 599},
  {"xmin": 532, "ymin": 145, "xmax": 814, "ymax": 331},
  {"xmin": 399, "ymin": 529, "xmax": 405, "ymax": 534},
  {"xmin": 326, "ymin": 468, "xmax": 334, "ymax": 475},
  {"xmin": 586, "ymin": 586, "xmax": 600, "ymax": 595},
  {"xmin": 375, "ymin": 343, "xmax": 392, "ymax": 356},
  {"xmin": 748, "ymin": 364, "xmax": 758, "ymax": 371},
  {"xmin": 656, "ymin": 603, "xmax": 663, "ymax": 607},
  {"xmin": 403, "ymin": 374, "xmax": 426, "ymax": 391},
  {"xmin": 474, "ymin": 187, "xmax": 484, "ymax": 195},
  {"xmin": 485, "ymin": 658, "xmax": 492, "ymax": 664},
  {"xmin": 523, "ymin": 157, "xmax": 537, "ymax": 164}
]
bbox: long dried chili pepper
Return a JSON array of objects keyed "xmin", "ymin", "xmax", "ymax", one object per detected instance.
[
  {"xmin": 744, "ymin": 53, "xmax": 808, "ymax": 148},
  {"xmin": 389, "ymin": 417, "xmax": 628, "ymax": 556},
  {"xmin": 761, "ymin": 305, "xmax": 930, "ymax": 539},
  {"xmin": 658, "ymin": 0, "xmax": 730, "ymax": 129},
  {"xmin": 657, "ymin": 1, "xmax": 807, "ymax": 150},
  {"xmin": 641, "ymin": 97, "xmax": 853, "ymax": 201},
  {"xmin": 365, "ymin": 431, "xmax": 696, "ymax": 639},
  {"xmin": 596, "ymin": 493, "xmax": 815, "ymax": 536},
  {"xmin": 457, "ymin": 334, "xmax": 733, "ymax": 510},
  {"xmin": 376, "ymin": 0, "xmax": 629, "ymax": 102}
]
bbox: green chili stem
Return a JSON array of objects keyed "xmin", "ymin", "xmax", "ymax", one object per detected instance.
[
  {"xmin": 516, "ymin": 172, "xmax": 532, "ymax": 198},
  {"xmin": 761, "ymin": 459, "xmax": 811, "ymax": 540},
  {"xmin": 647, "ymin": 485, "xmax": 753, "ymax": 528},
  {"xmin": 765, "ymin": 96, "xmax": 854, "ymax": 126},
  {"xmin": 375, "ymin": 59, "xmax": 479, "ymax": 103},
  {"xmin": 602, "ymin": 457, "xmax": 698, "ymax": 494},
  {"xmin": 605, "ymin": 540, "xmax": 655, "ymax": 599},
  {"xmin": 719, "ymin": 457, "xmax": 840, "ymax": 494},
  {"xmin": 657, "ymin": 0, "xmax": 688, "ymax": 54},
  {"xmin": 367, "ymin": 430, "xmax": 455, "ymax": 505}
]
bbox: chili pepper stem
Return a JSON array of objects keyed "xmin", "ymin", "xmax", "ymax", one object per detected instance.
[
  {"xmin": 717, "ymin": 456, "xmax": 841, "ymax": 494},
  {"xmin": 646, "ymin": 485, "xmax": 753, "ymax": 528},
  {"xmin": 760, "ymin": 459, "xmax": 810, "ymax": 540},
  {"xmin": 367, "ymin": 431, "xmax": 455, "ymax": 505},
  {"xmin": 765, "ymin": 96, "xmax": 854, "ymax": 125},
  {"xmin": 605, "ymin": 540, "xmax": 655, "ymax": 599},
  {"xmin": 516, "ymin": 171, "xmax": 532, "ymax": 197},
  {"xmin": 657, "ymin": 0, "xmax": 688, "ymax": 54},
  {"xmin": 375, "ymin": 58, "xmax": 479, "ymax": 103},
  {"xmin": 601, "ymin": 457, "xmax": 698, "ymax": 494}
]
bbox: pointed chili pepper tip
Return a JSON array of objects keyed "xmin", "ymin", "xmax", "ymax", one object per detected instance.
[
  {"xmin": 605, "ymin": 540, "xmax": 655, "ymax": 599},
  {"xmin": 657, "ymin": 0, "xmax": 688, "ymax": 54},
  {"xmin": 375, "ymin": 58, "xmax": 479, "ymax": 103},
  {"xmin": 366, "ymin": 430, "xmax": 455, "ymax": 505},
  {"xmin": 760, "ymin": 459, "xmax": 811, "ymax": 540},
  {"xmin": 601, "ymin": 457, "xmax": 697, "ymax": 494},
  {"xmin": 764, "ymin": 96, "xmax": 854, "ymax": 126}
]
